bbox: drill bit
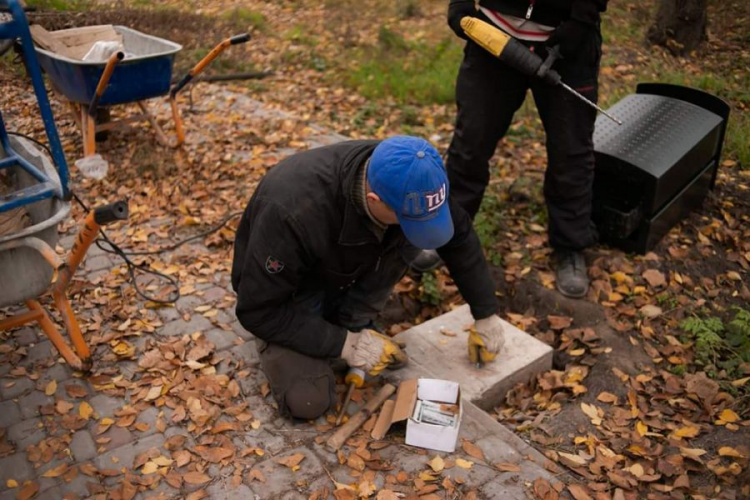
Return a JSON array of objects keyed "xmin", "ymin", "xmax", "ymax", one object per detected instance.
[
  {"xmin": 560, "ymin": 82, "xmax": 623, "ymax": 125},
  {"xmin": 335, "ymin": 381, "xmax": 356, "ymax": 426}
]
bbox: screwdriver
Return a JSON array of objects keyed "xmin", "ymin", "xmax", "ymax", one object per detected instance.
[
  {"xmin": 335, "ymin": 367, "xmax": 365, "ymax": 426},
  {"xmin": 461, "ymin": 17, "xmax": 623, "ymax": 125}
]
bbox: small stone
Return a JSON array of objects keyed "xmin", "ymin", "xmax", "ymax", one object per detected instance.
[
  {"xmin": 0, "ymin": 400, "xmax": 22, "ymax": 428},
  {"xmin": 70, "ymin": 430, "xmax": 97, "ymax": 461}
]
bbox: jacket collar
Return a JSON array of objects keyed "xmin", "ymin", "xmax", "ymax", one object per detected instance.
[{"xmin": 338, "ymin": 147, "xmax": 386, "ymax": 246}]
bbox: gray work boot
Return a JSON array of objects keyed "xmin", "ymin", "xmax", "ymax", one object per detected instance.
[
  {"xmin": 410, "ymin": 249, "xmax": 442, "ymax": 273},
  {"xmin": 552, "ymin": 250, "xmax": 589, "ymax": 298}
]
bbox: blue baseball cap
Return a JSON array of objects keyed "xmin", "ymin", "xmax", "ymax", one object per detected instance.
[{"xmin": 367, "ymin": 136, "xmax": 454, "ymax": 250}]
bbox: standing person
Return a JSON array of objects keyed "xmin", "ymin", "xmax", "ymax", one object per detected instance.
[
  {"xmin": 232, "ymin": 136, "xmax": 506, "ymax": 420},
  {"xmin": 414, "ymin": 0, "xmax": 608, "ymax": 298}
]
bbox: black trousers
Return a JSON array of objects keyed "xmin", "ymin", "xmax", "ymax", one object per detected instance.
[
  {"xmin": 446, "ymin": 30, "xmax": 602, "ymax": 251},
  {"xmin": 258, "ymin": 244, "xmax": 416, "ymax": 419}
]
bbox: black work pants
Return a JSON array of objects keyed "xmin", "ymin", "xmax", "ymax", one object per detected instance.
[
  {"xmin": 258, "ymin": 244, "xmax": 415, "ymax": 419},
  {"xmin": 446, "ymin": 31, "xmax": 602, "ymax": 251}
]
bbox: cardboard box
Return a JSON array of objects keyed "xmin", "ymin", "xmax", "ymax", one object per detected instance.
[{"xmin": 372, "ymin": 378, "xmax": 462, "ymax": 453}]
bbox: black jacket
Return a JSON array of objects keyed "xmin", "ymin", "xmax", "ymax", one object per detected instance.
[
  {"xmin": 231, "ymin": 140, "xmax": 498, "ymax": 359},
  {"xmin": 476, "ymin": 0, "xmax": 608, "ymax": 26}
]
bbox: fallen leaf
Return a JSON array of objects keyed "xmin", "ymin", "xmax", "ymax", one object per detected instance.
[
  {"xmin": 6, "ymin": 479, "xmax": 17, "ymax": 488},
  {"xmin": 455, "ymin": 459, "xmax": 473, "ymax": 469},
  {"xmin": 568, "ymin": 484, "xmax": 593, "ymax": 500},
  {"xmin": 558, "ymin": 452, "xmax": 588, "ymax": 468},
  {"xmin": 248, "ymin": 469, "xmax": 266, "ymax": 483},
  {"xmin": 42, "ymin": 463, "xmax": 69, "ymax": 478},
  {"xmin": 640, "ymin": 305, "xmax": 662, "ymax": 318},
  {"xmin": 18, "ymin": 481, "xmax": 40, "ymax": 500},
  {"xmin": 79, "ymin": 401, "xmax": 94, "ymax": 420},
  {"xmin": 642, "ymin": 269, "xmax": 666, "ymax": 287},
  {"xmin": 44, "ymin": 380, "xmax": 57, "ymax": 396},
  {"xmin": 461, "ymin": 440, "xmax": 485, "ymax": 461},
  {"xmin": 597, "ymin": 392, "xmax": 618, "ymax": 404},
  {"xmin": 428, "ymin": 456, "xmax": 445, "ymax": 473},
  {"xmin": 548, "ymin": 315, "xmax": 573, "ymax": 330},
  {"xmin": 278, "ymin": 453, "xmax": 306, "ymax": 469},
  {"xmin": 718, "ymin": 446, "xmax": 744, "ymax": 458},
  {"xmin": 580, "ymin": 403, "xmax": 602, "ymax": 426},
  {"xmin": 673, "ymin": 426, "xmax": 700, "ymax": 439},
  {"xmin": 718, "ymin": 409, "xmax": 739, "ymax": 423},
  {"xmin": 183, "ymin": 471, "xmax": 211, "ymax": 485},
  {"xmin": 494, "ymin": 462, "xmax": 521, "ymax": 472},
  {"xmin": 141, "ymin": 462, "xmax": 159, "ymax": 475}
]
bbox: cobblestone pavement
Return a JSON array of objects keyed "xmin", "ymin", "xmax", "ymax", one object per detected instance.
[{"xmin": 0, "ymin": 88, "xmax": 558, "ymax": 500}]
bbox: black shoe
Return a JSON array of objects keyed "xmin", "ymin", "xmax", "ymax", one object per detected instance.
[
  {"xmin": 552, "ymin": 250, "xmax": 589, "ymax": 299},
  {"xmin": 409, "ymin": 249, "xmax": 442, "ymax": 273}
]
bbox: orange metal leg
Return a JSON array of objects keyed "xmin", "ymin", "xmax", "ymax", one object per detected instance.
[
  {"xmin": 26, "ymin": 300, "xmax": 86, "ymax": 371},
  {"xmin": 0, "ymin": 309, "xmax": 42, "ymax": 330},
  {"xmin": 50, "ymin": 292, "xmax": 91, "ymax": 369},
  {"xmin": 170, "ymin": 96, "xmax": 185, "ymax": 147}
]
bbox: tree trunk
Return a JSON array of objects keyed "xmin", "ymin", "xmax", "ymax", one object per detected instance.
[{"xmin": 647, "ymin": 0, "xmax": 708, "ymax": 55}]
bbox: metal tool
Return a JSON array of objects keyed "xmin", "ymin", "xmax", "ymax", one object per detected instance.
[
  {"xmin": 461, "ymin": 17, "xmax": 622, "ymax": 125},
  {"xmin": 335, "ymin": 367, "xmax": 365, "ymax": 425}
]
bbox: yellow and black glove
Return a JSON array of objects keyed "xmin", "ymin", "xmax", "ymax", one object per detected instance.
[
  {"xmin": 341, "ymin": 329, "xmax": 408, "ymax": 377},
  {"xmin": 468, "ymin": 315, "xmax": 506, "ymax": 365}
]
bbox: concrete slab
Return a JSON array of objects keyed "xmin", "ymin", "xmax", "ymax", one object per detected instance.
[{"xmin": 393, "ymin": 304, "xmax": 553, "ymax": 410}]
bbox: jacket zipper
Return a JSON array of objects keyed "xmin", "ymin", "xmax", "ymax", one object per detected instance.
[{"xmin": 525, "ymin": 0, "xmax": 534, "ymax": 19}]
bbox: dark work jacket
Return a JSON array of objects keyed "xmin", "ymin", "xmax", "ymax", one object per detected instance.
[
  {"xmin": 476, "ymin": 0, "xmax": 608, "ymax": 26},
  {"xmin": 231, "ymin": 140, "xmax": 498, "ymax": 359}
]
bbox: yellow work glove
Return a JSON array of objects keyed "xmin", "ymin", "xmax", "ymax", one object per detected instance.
[
  {"xmin": 468, "ymin": 315, "xmax": 506, "ymax": 365},
  {"xmin": 340, "ymin": 329, "xmax": 408, "ymax": 377}
]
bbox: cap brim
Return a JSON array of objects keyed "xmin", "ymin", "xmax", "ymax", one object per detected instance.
[{"xmin": 398, "ymin": 204, "xmax": 454, "ymax": 250}]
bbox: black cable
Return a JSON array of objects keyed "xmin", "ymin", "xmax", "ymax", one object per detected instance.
[{"xmin": 6, "ymin": 132, "xmax": 241, "ymax": 304}]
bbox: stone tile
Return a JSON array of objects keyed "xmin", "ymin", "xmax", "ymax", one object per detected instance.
[
  {"xmin": 61, "ymin": 380, "xmax": 90, "ymax": 400},
  {"xmin": 392, "ymin": 304, "xmax": 552, "ymax": 411},
  {"xmin": 70, "ymin": 430, "xmax": 97, "ymax": 462},
  {"xmin": 83, "ymin": 255, "xmax": 114, "ymax": 272},
  {"xmin": 206, "ymin": 480, "xmax": 255, "ymax": 500},
  {"xmin": 24, "ymin": 341, "xmax": 55, "ymax": 365},
  {"xmin": 174, "ymin": 294, "xmax": 204, "ymax": 315},
  {"xmin": 98, "ymin": 426, "xmax": 133, "ymax": 452},
  {"xmin": 204, "ymin": 328, "xmax": 237, "ymax": 352},
  {"xmin": 33, "ymin": 485, "xmax": 64, "ymax": 500},
  {"xmin": 94, "ymin": 433, "xmax": 164, "ymax": 471},
  {"xmin": 229, "ymin": 341, "xmax": 259, "ymax": 367},
  {"xmin": 0, "ymin": 400, "xmax": 22, "ymax": 428},
  {"xmin": 201, "ymin": 287, "xmax": 227, "ymax": 303},
  {"xmin": 479, "ymin": 476, "xmax": 532, "ymax": 500},
  {"xmin": 158, "ymin": 316, "xmax": 212, "ymax": 337},
  {"xmin": 88, "ymin": 394, "xmax": 122, "ymax": 419},
  {"xmin": 7, "ymin": 417, "xmax": 45, "ymax": 449},
  {"xmin": 134, "ymin": 406, "xmax": 159, "ymax": 436},
  {"xmin": 59, "ymin": 471, "xmax": 102, "ymax": 499},
  {"xmin": 14, "ymin": 327, "xmax": 39, "ymax": 346},
  {"xmin": 156, "ymin": 306, "xmax": 181, "ymax": 323},
  {"xmin": 0, "ymin": 377, "xmax": 34, "ymax": 400},
  {"xmin": 245, "ymin": 447, "xmax": 328, "ymax": 498},
  {"xmin": 17, "ymin": 391, "xmax": 52, "ymax": 419},
  {"xmin": 0, "ymin": 453, "xmax": 34, "ymax": 485}
]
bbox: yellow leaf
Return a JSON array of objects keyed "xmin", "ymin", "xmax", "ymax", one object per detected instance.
[
  {"xmin": 144, "ymin": 385, "xmax": 162, "ymax": 402},
  {"xmin": 153, "ymin": 456, "xmax": 173, "ymax": 466},
  {"xmin": 732, "ymin": 377, "xmax": 750, "ymax": 387},
  {"xmin": 44, "ymin": 380, "xmax": 57, "ymax": 396},
  {"xmin": 428, "ymin": 456, "xmax": 445, "ymax": 473},
  {"xmin": 418, "ymin": 471, "xmax": 438, "ymax": 482},
  {"xmin": 628, "ymin": 463, "xmax": 644, "ymax": 477},
  {"xmin": 674, "ymin": 426, "xmax": 700, "ymax": 438},
  {"xmin": 718, "ymin": 409, "xmax": 739, "ymax": 423},
  {"xmin": 251, "ymin": 419, "xmax": 261, "ymax": 430},
  {"xmin": 6, "ymin": 479, "xmax": 18, "ymax": 488},
  {"xmin": 79, "ymin": 401, "xmax": 94, "ymax": 420},
  {"xmin": 636, "ymin": 421, "xmax": 648, "ymax": 437},
  {"xmin": 580, "ymin": 403, "xmax": 602, "ymax": 426},
  {"xmin": 455, "ymin": 458, "xmax": 473, "ymax": 469},
  {"xmin": 141, "ymin": 462, "xmax": 159, "ymax": 475},
  {"xmin": 718, "ymin": 447, "xmax": 744, "ymax": 458},
  {"xmin": 569, "ymin": 348, "xmax": 586, "ymax": 356},
  {"xmin": 42, "ymin": 463, "xmax": 68, "ymax": 478}
]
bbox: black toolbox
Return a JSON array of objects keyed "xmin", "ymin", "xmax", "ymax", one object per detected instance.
[{"xmin": 592, "ymin": 83, "xmax": 730, "ymax": 254}]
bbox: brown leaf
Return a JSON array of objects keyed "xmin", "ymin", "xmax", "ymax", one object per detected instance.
[
  {"xmin": 347, "ymin": 453, "xmax": 365, "ymax": 472},
  {"xmin": 18, "ymin": 481, "xmax": 40, "ymax": 500},
  {"xmin": 642, "ymin": 269, "xmax": 666, "ymax": 288},
  {"xmin": 42, "ymin": 463, "xmax": 69, "ymax": 478},
  {"xmin": 567, "ymin": 484, "xmax": 593, "ymax": 500},
  {"xmin": 461, "ymin": 440, "xmax": 485, "ymax": 461},
  {"xmin": 183, "ymin": 471, "xmax": 211, "ymax": 485},
  {"xmin": 596, "ymin": 392, "xmax": 618, "ymax": 404},
  {"xmin": 195, "ymin": 446, "xmax": 234, "ymax": 463},
  {"xmin": 277, "ymin": 452, "xmax": 306, "ymax": 469},
  {"xmin": 248, "ymin": 469, "xmax": 266, "ymax": 483},
  {"xmin": 65, "ymin": 384, "xmax": 87, "ymax": 398},
  {"xmin": 210, "ymin": 421, "xmax": 239, "ymax": 434},
  {"xmin": 494, "ymin": 462, "xmax": 521, "ymax": 472},
  {"xmin": 548, "ymin": 315, "xmax": 573, "ymax": 330}
]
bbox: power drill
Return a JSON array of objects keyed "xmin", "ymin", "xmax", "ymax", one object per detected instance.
[{"xmin": 460, "ymin": 17, "xmax": 622, "ymax": 125}]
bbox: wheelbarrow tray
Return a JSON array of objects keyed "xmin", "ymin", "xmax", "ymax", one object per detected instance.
[
  {"xmin": 0, "ymin": 136, "xmax": 69, "ymax": 308},
  {"xmin": 34, "ymin": 25, "xmax": 182, "ymax": 106}
]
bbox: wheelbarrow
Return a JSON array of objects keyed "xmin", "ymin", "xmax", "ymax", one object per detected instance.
[
  {"xmin": 32, "ymin": 23, "xmax": 250, "ymax": 177},
  {"xmin": 0, "ymin": 0, "xmax": 127, "ymax": 371}
]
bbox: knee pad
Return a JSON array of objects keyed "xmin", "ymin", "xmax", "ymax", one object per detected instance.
[{"xmin": 284, "ymin": 377, "xmax": 331, "ymax": 420}]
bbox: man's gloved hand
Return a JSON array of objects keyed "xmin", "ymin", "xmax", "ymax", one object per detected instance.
[
  {"xmin": 546, "ymin": 19, "xmax": 595, "ymax": 59},
  {"xmin": 468, "ymin": 315, "xmax": 505, "ymax": 364},
  {"xmin": 341, "ymin": 330, "xmax": 408, "ymax": 377},
  {"xmin": 448, "ymin": 0, "xmax": 476, "ymax": 40}
]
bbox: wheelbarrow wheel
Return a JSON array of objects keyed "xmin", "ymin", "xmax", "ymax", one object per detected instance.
[{"xmin": 95, "ymin": 107, "xmax": 110, "ymax": 142}]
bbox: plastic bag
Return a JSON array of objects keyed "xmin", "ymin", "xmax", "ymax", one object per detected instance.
[
  {"xmin": 82, "ymin": 41, "xmax": 124, "ymax": 62},
  {"xmin": 75, "ymin": 154, "xmax": 109, "ymax": 180}
]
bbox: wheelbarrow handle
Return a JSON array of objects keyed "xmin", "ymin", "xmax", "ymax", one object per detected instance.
[
  {"xmin": 88, "ymin": 51, "xmax": 124, "ymax": 117},
  {"xmin": 169, "ymin": 33, "xmax": 251, "ymax": 98},
  {"xmin": 93, "ymin": 200, "xmax": 128, "ymax": 225}
]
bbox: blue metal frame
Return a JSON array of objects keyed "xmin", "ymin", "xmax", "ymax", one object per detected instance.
[{"xmin": 0, "ymin": 0, "xmax": 69, "ymax": 213}]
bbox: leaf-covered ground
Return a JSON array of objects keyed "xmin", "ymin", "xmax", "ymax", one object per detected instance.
[{"xmin": 1, "ymin": 0, "xmax": 748, "ymax": 498}]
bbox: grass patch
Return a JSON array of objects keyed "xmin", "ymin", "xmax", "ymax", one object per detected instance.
[
  {"xmin": 24, "ymin": 0, "xmax": 90, "ymax": 10},
  {"xmin": 223, "ymin": 7, "xmax": 267, "ymax": 33},
  {"xmin": 346, "ymin": 26, "xmax": 462, "ymax": 106}
]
